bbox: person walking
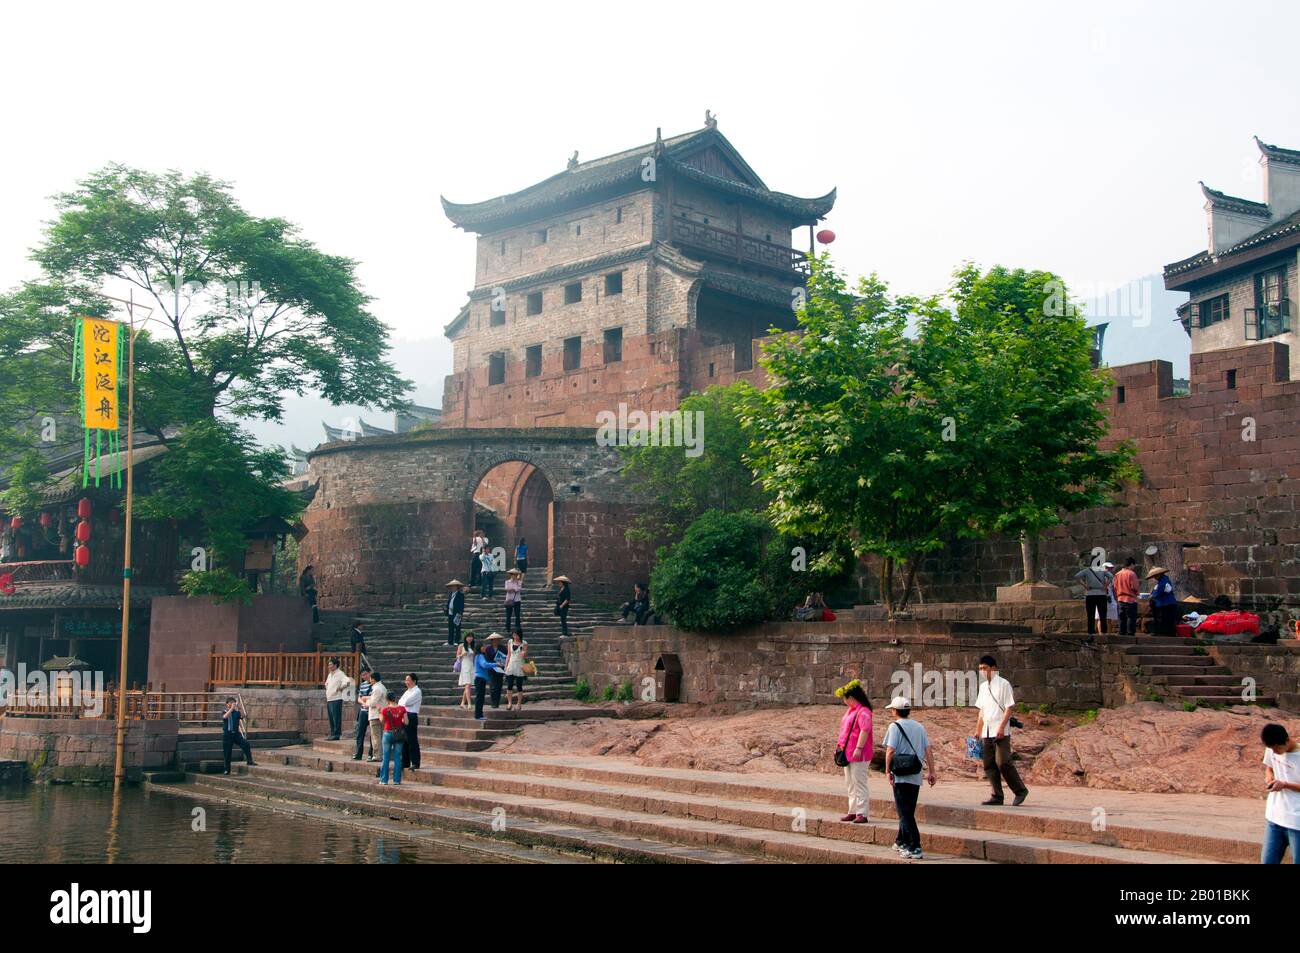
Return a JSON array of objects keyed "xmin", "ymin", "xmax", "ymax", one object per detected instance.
[
  {"xmin": 504, "ymin": 629, "xmax": 529, "ymax": 711},
  {"xmin": 299, "ymin": 565, "xmax": 319, "ymax": 624},
  {"xmin": 1260, "ymin": 722, "xmax": 1300, "ymax": 864},
  {"xmin": 398, "ymin": 673, "xmax": 422, "ymax": 771},
  {"xmin": 1148, "ymin": 566, "xmax": 1178, "ymax": 636},
  {"xmin": 350, "ymin": 621, "xmax": 369, "ymax": 668},
  {"xmin": 973, "ymin": 655, "xmax": 1029, "ymax": 806},
  {"xmin": 352, "ymin": 668, "xmax": 374, "ymax": 760},
  {"xmin": 472, "ymin": 641, "xmax": 506, "ymax": 721},
  {"xmin": 456, "ymin": 633, "xmax": 477, "ymax": 709},
  {"xmin": 1114, "ymin": 558, "xmax": 1140, "ymax": 637},
  {"xmin": 479, "ymin": 548, "xmax": 496, "ymax": 599},
  {"xmin": 469, "ymin": 529, "xmax": 486, "ymax": 586},
  {"xmin": 220, "ymin": 696, "xmax": 256, "ymax": 775},
  {"xmin": 515, "ymin": 537, "xmax": 528, "ymax": 576},
  {"xmin": 883, "ymin": 695, "xmax": 935, "ymax": 860},
  {"xmin": 504, "ymin": 568, "xmax": 523, "ymax": 631},
  {"xmin": 377, "ymin": 691, "xmax": 408, "ymax": 785},
  {"xmin": 324, "ymin": 657, "xmax": 354, "ymax": 741},
  {"xmin": 445, "ymin": 580, "xmax": 466, "ymax": 646},
  {"xmin": 365, "ymin": 670, "xmax": 387, "ymax": 765},
  {"xmin": 1074, "ymin": 561, "xmax": 1114, "ymax": 634},
  {"xmin": 554, "ymin": 575, "xmax": 572, "ymax": 638},
  {"xmin": 833, "ymin": 679, "xmax": 873, "ymax": 824}
]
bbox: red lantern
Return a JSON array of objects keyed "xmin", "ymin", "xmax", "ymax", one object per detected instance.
[
  {"xmin": 75, "ymin": 521, "xmax": 92, "ymax": 543},
  {"xmin": 39, "ymin": 512, "xmax": 52, "ymax": 528},
  {"xmin": 816, "ymin": 229, "xmax": 836, "ymax": 245},
  {"xmin": 77, "ymin": 498, "xmax": 92, "ymax": 519},
  {"xmin": 74, "ymin": 545, "xmax": 91, "ymax": 567},
  {"xmin": 9, "ymin": 516, "xmax": 20, "ymax": 530}
]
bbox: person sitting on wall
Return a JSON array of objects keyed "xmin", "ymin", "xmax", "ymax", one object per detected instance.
[{"xmin": 618, "ymin": 583, "xmax": 652, "ymax": 625}]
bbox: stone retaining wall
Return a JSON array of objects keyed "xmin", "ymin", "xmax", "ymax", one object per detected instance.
[
  {"xmin": 0, "ymin": 717, "xmax": 178, "ymax": 782},
  {"xmin": 564, "ymin": 621, "xmax": 1103, "ymax": 710},
  {"xmin": 238, "ymin": 688, "xmax": 331, "ymax": 738}
]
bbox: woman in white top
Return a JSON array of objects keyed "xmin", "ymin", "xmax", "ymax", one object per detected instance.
[
  {"xmin": 455, "ymin": 633, "xmax": 477, "ymax": 709},
  {"xmin": 1260, "ymin": 722, "xmax": 1300, "ymax": 864},
  {"xmin": 504, "ymin": 629, "xmax": 529, "ymax": 711}
]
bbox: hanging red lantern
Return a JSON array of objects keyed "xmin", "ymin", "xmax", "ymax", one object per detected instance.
[
  {"xmin": 74, "ymin": 545, "xmax": 91, "ymax": 567},
  {"xmin": 77, "ymin": 498, "xmax": 92, "ymax": 519},
  {"xmin": 816, "ymin": 229, "xmax": 836, "ymax": 245},
  {"xmin": 9, "ymin": 516, "xmax": 21, "ymax": 530},
  {"xmin": 39, "ymin": 512, "xmax": 52, "ymax": 528},
  {"xmin": 75, "ymin": 521, "xmax": 92, "ymax": 543}
]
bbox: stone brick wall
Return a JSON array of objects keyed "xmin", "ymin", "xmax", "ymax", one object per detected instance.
[
  {"xmin": 238, "ymin": 687, "xmax": 330, "ymax": 738},
  {"xmin": 0, "ymin": 717, "xmax": 178, "ymax": 782},
  {"xmin": 564, "ymin": 622, "xmax": 1102, "ymax": 710},
  {"xmin": 888, "ymin": 342, "xmax": 1300, "ymax": 611},
  {"xmin": 301, "ymin": 428, "xmax": 652, "ymax": 606},
  {"xmin": 1207, "ymin": 641, "xmax": 1300, "ymax": 711}
]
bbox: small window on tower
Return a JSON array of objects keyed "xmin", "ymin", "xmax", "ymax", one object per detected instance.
[
  {"xmin": 605, "ymin": 272, "xmax": 623, "ymax": 296},
  {"xmin": 525, "ymin": 345, "xmax": 542, "ymax": 378},
  {"xmin": 489, "ymin": 301, "xmax": 506, "ymax": 326},
  {"xmin": 535, "ymin": 228, "xmax": 548, "ymax": 245},
  {"xmin": 565, "ymin": 282, "xmax": 583, "ymax": 305},
  {"xmin": 527, "ymin": 291, "xmax": 543, "ymax": 315},
  {"xmin": 498, "ymin": 240, "xmax": 506, "ymax": 255},
  {"xmin": 615, "ymin": 206, "xmax": 624, "ymax": 224},
  {"xmin": 603, "ymin": 327, "xmax": 623, "ymax": 364},
  {"xmin": 488, "ymin": 353, "xmax": 505, "ymax": 386},
  {"xmin": 1226, "ymin": 369, "xmax": 1237, "ymax": 390},
  {"xmin": 564, "ymin": 336, "xmax": 582, "ymax": 371}
]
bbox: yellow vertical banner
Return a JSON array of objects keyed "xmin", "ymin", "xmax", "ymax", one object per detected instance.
[{"xmin": 82, "ymin": 317, "xmax": 119, "ymax": 430}]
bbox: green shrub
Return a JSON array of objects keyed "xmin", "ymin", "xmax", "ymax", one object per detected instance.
[
  {"xmin": 601, "ymin": 684, "xmax": 618, "ymax": 702},
  {"xmin": 1077, "ymin": 709, "xmax": 1098, "ymax": 725},
  {"xmin": 572, "ymin": 677, "xmax": 591, "ymax": 701},
  {"xmin": 616, "ymin": 680, "xmax": 634, "ymax": 702},
  {"xmin": 179, "ymin": 567, "xmax": 254, "ymax": 604},
  {"xmin": 1182, "ymin": 700, "xmax": 1198, "ymax": 712}
]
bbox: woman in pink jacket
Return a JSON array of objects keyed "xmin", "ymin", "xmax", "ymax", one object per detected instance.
[{"xmin": 834, "ymin": 679, "xmax": 875, "ymax": 823}]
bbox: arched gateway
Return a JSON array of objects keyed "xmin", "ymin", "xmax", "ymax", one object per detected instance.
[{"xmin": 299, "ymin": 428, "xmax": 649, "ymax": 608}]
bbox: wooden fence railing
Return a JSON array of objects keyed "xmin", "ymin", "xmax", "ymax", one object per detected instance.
[
  {"xmin": 207, "ymin": 647, "xmax": 361, "ymax": 690},
  {"xmin": 0, "ymin": 687, "xmax": 233, "ymax": 725}
]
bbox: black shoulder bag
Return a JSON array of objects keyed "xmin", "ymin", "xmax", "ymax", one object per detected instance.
[{"xmin": 890, "ymin": 721, "xmax": 924, "ymax": 776}]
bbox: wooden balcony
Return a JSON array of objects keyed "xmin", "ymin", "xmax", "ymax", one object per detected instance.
[{"xmin": 669, "ymin": 218, "xmax": 809, "ymax": 277}]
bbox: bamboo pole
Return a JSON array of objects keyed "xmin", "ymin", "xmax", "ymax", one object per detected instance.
[{"xmin": 112, "ymin": 292, "xmax": 139, "ymax": 789}]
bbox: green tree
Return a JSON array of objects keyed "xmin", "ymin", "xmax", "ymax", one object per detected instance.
[
  {"xmin": 618, "ymin": 382, "xmax": 768, "ymax": 546},
  {"xmin": 28, "ymin": 164, "xmax": 409, "ymax": 432},
  {"xmin": 133, "ymin": 418, "xmax": 301, "ymax": 567},
  {"xmin": 920, "ymin": 265, "xmax": 1138, "ymax": 583},
  {"xmin": 746, "ymin": 256, "xmax": 954, "ymax": 612}
]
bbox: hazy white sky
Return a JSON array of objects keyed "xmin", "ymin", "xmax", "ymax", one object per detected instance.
[{"xmin": 3, "ymin": 0, "xmax": 1297, "ymax": 448}]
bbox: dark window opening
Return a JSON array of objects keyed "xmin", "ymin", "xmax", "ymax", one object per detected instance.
[
  {"xmin": 490, "ymin": 301, "xmax": 506, "ymax": 326},
  {"xmin": 615, "ymin": 207, "xmax": 623, "ymax": 224},
  {"xmin": 1116, "ymin": 386, "xmax": 1125, "ymax": 404},
  {"xmin": 488, "ymin": 353, "xmax": 505, "ymax": 386},
  {"xmin": 525, "ymin": 345, "xmax": 542, "ymax": 378},
  {"xmin": 498, "ymin": 240, "xmax": 506, "ymax": 255},
  {"xmin": 564, "ymin": 282, "xmax": 583, "ymax": 305},
  {"xmin": 1198, "ymin": 294, "xmax": 1228, "ymax": 328},
  {"xmin": 563, "ymin": 336, "xmax": 582, "ymax": 371},
  {"xmin": 708, "ymin": 362, "xmax": 715, "ymax": 378},
  {"xmin": 1226, "ymin": 369, "xmax": 1237, "ymax": 390},
  {"xmin": 535, "ymin": 229, "xmax": 548, "ymax": 245},
  {"xmin": 526, "ymin": 291, "xmax": 543, "ymax": 315},
  {"xmin": 603, "ymin": 327, "xmax": 623, "ymax": 364},
  {"xmin": 605, "ymin": 272, "xmax": 623, "ymax": 296},
  {"xmin": 575, "ymin": 223, "xmax": 582, "ymax": 237}
]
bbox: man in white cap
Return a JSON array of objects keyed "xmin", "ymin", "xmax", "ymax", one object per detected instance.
[
  {"xmin": 884, "ymin": 695, "xmax": 935, "ymax": 860},
  {"xmin": 1074, "ymin": 559, "xmax": 1114, "ymax": 634}
]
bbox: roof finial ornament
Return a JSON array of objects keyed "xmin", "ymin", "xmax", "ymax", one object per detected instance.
[
  {"xmin": 567, "ymin": 150, "xmax": 579, "ymax": 170},
  {"xmin": 653, "ymin": 127, "xmax": 664, "ymax": 157},
  {"xmin": 704, "ymin": 109, "xmax": 717, "ymax": 129}
]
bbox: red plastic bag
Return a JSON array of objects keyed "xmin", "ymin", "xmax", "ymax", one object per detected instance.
[
  {"xmin": 1175, "ymin": 623, "xmax": 1194, "ymax": 638},
  {"xmin": 822, "ymin": 608, "xmax": 837, "ymax": 622},
  {"xmin": 1197, "ymin": 611, "xmax": 1260, "ymax": 635}
]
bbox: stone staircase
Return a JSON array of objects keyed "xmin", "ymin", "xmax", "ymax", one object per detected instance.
[
  {"xmin": 316, "ymin": 570, "xmax": 613, "ymax": 708},
  {"xmin": 151, "ymin": 739, "xmax": 1254, "ymax": 864},
  {"xmin": 173, "ymin": 727, "xmax": 306, "ymax": 773},
  {"xmin": 1110, "ymin": 636, "xmax": 1276, "ymax": 707}
]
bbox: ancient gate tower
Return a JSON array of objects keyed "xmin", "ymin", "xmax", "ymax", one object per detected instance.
[{"xmin": 301, "ymin": 117, "xmax": 835, "ymax": 607}]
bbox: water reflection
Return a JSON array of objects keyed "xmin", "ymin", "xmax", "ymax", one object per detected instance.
[{"xmin": 0, "ymin": 784, "xmax": 512, "ymax": 864}]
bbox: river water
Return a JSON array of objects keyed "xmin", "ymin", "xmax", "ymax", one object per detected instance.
[{"xmin": 0, "ymin": 783, "xmax": 526, "ymax": 864}]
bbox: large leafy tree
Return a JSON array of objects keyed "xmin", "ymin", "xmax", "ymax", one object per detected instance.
[
  {"xmin": 918, "ymin": 265, "xmax": 1137, "ymax": 583},
  {"xmin": 746, "ymin": 256, "xmax": 956, "ymax": 612},
  {"xmin": 29, "ymin": 164, "xmax": 409, "ymax": 430}
]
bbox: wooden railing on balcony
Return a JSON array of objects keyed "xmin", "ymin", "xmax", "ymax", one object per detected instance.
[
  {"xmin": 0, "ymin": 687, "xmax": 232, "ymax": 725},
  {"xmin": 670, "ymin": 217, "xmax": 809, "ymax": 276},
  {"xmin": 207, "ymin": 647, "xmax": 362, "ymax": 690}
]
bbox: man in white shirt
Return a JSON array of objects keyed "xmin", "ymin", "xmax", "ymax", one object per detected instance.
[
  {"xmin": 323, "ymin": 657, "xmax": 355, "ymax": 741},
  {"xmin": 1260, "ymin": 722, "xmax": 1300, "ymax": 864},
  {"xmin": 398, "ymin": 673, "xmax": 423, "ymax": 771},
  {"xmin": 973, "ymin": 654, "xmax": 1029, "ymax": 806}
]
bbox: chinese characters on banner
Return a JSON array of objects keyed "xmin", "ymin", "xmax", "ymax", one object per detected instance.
[{"xmin": 82, "ymin": 318, "xmax": 119, "ymax": 430}]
